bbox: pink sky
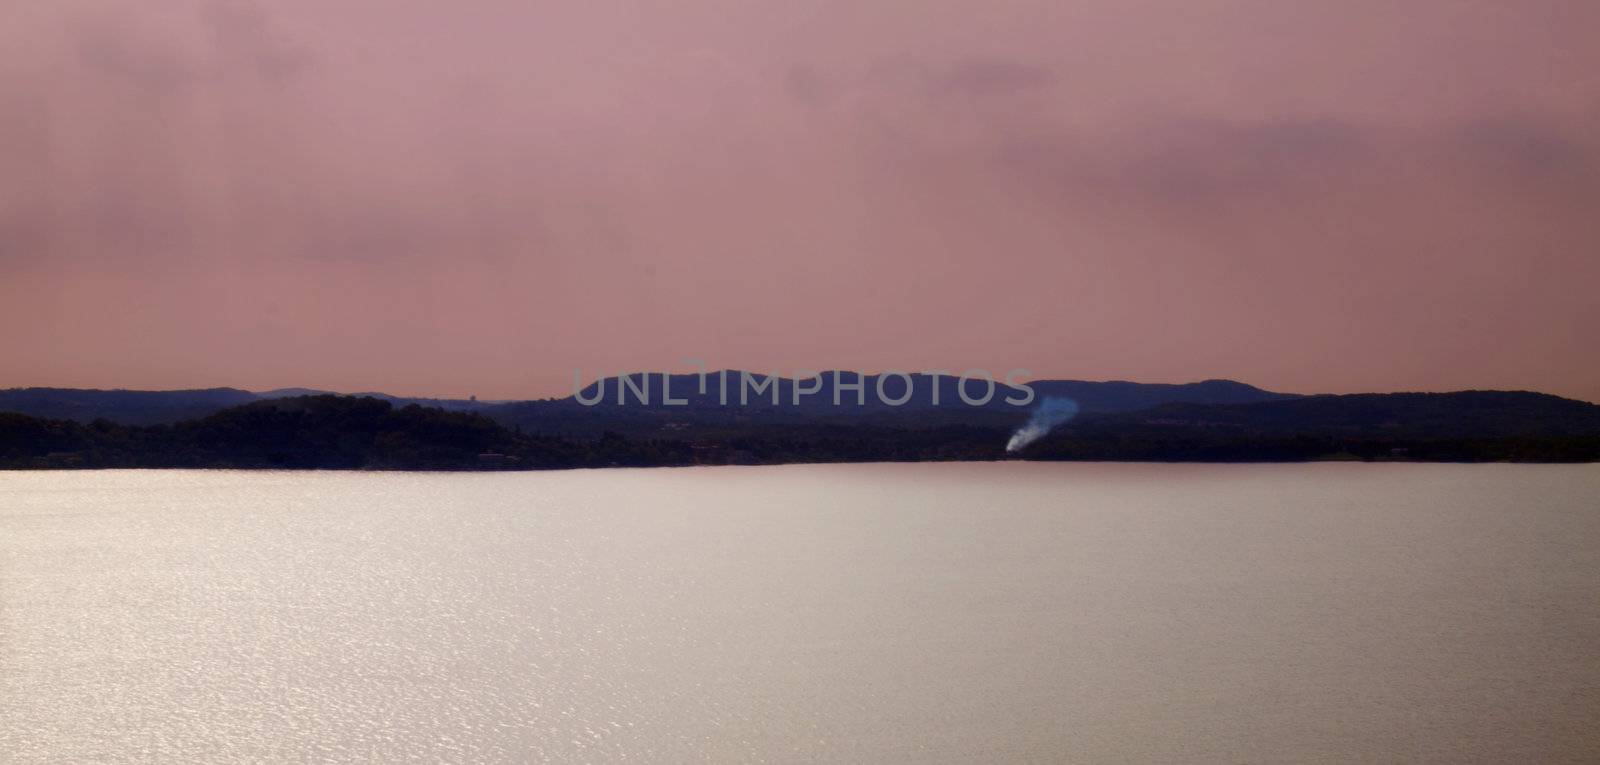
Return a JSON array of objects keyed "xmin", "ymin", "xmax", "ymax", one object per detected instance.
[{"xmin": 2, "ymin": 1, "xmax": 1597, "ymax": 400}]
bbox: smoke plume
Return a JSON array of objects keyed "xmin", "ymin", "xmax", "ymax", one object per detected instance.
[{"xmin": 1006, "ymin": 397, "xmax": 1079, "ymax": 453}]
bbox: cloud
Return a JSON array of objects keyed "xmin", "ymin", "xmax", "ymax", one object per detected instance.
[
  {"xmin": 1123, "ymin": 117, "xmax": 1372, "ymax": 202},
  {"xmin": 69, "ymin": 0, "xmax": 309, "ymax": 96},
  {"xmin": 785, "ymin": 65, "xmax": 826, "ymax": 105},
  {"xmin": 200, "ymin": 0, "xmax": 313, "ymax": 84},
  {"xmin": 0, "ymin": 213, "xmax": 49, "ymax": 265},
  {"xmin": 1451, "ymin": 117, "xmax": 1596, "ymax": 192},
  {"xmin": 73, "ymin": 16, "xmax": 199, "ymax": 97},
  {"xmin": 988, "ymin": 112, "xmax": 1600, "ymax": 218},
  {"xmin": 2, "ymin": 0, "xmax": 1598, "ymax": 399},
  {"xmin": 844, "ymin": 57, "xmax": 1057, "ymax": 103},
  {"xmin": 989, "ymin": 116, "xmax": 1376, "ymax": 212},
  {"xmin": 934, "ymin": 59, "xmax": 1056, "ymax": 96}
]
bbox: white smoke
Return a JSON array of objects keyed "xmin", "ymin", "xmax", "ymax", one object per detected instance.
[{"xmin": 1006, "ymin": 397, "xmax": 1079, "ymax": 453}]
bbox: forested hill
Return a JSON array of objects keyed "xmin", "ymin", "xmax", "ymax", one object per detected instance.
[
  {"xmin": 3, "ymin": 390, "xmax": 1599, "ymax": 469},
  {"xmin": 1020, "ymin": 391, "xmax": 1600, "ymax": 462},
  {"xmin": 0, "ymin": 396, "xmax": 682, "ymax": 470}
]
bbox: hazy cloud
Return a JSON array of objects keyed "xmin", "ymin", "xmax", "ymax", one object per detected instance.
[
  {"xmin": 1453, "ymin": 117, "xmax": 1596, "ymax": 192},
  {"xmin": 199, "ymin": 0, "xmax": 312, "ymax": 84},
  {"xmin": 1120, "ymin": 117, "xmax": 1370, "ymax": 203},
  {"xmin": 934, "ymin": 59, "xmax": 1056, "ymax": 96},
  {"xmin": 73, "ymin": 16, "xmax": 198, "ymax": 97},
  {"xmin": 0, "ymin": 0, "xmax": 1596, "ymax": 400}
]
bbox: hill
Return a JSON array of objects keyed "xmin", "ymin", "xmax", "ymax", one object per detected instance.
[
  {"xmin": 3, "ymin": 389, "xmax": 1598, "ymax": 468},
  {"xmin": 0, "ymin": 387, "xmax": 260, "ymax": 426},
  {"xmin": 0, "ymin": 395, "xmax": 1004, "ymax": 470},
  {"xmin": 0, "ymin": 375, "xmax": 1296, "ymax": 430},
  {"xmin": 1021, "ymin": 391, "xmax": 1600, "ymax": 462},
  {"xmin": 0, "ymin": 386, "xmax": 500, "ymax": 427},
  {"xmin": 481, "ymin": 372, "xmax": 1299, "ymax": 439},
  {"xmin": 0, "ymin": 396, "xmax": 664, "ymax": 470}
]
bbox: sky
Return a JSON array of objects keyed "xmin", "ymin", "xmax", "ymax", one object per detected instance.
[{"xmin": 1, "ymin": 0, "xmax": 1597, "ymax": 401}]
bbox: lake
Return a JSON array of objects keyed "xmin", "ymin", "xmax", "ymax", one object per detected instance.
[{"xmin": 3, "ymin": 463, "xmax": 1598, "ymax": 762}]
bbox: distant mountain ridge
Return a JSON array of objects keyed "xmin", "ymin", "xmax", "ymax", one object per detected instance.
[
  {"xmin": 561, "ymin": 372, "xmax": 1299, "ymax": 412},
  {"xmin": 0, "ymin": 387, "xmax": 260, "ymax": 426},
  {"xmin": 0, "ymin": 375, "xmax": 1298, "ymax": 427},
  {"xmin": 0, "ymin": 386, "xmax": 498, "ymax": 425},
  {"xmin": 480, "ymin": 372, "xmax": 1303, "ymax": 439}
]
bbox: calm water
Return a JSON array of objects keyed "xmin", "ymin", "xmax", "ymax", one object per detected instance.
[{"xmin": 2, "ymin": 463, "xmax": 1598, "ymax": 763}]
